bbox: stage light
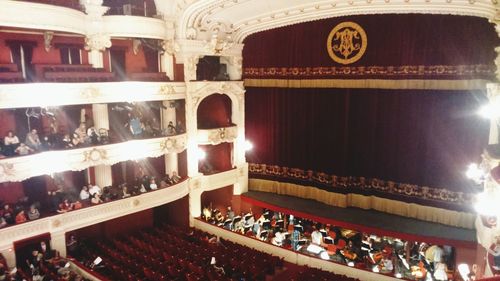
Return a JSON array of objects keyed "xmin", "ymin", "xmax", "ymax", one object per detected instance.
[
  {"xmin": 479, "ymin": 98, "xmax": 500, "ymax": 120},
  {"xmin": 196, "ymin": 147, "xmax": 206, "ymax": 160},
  {"xmin": 244, "ymin": 140, "xmax": 253, "ymax": 151},
  {"xmin": 474, "ymin": 189, "xmax": 500, "ymax": 217},
  {"xmin": 466, "ymin": 163, "xmax": 487, "ymax": 184}
]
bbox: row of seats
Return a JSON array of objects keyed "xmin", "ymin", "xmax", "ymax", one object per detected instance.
[
  {"xmin": 77, "ymin": 224, "xmax": 363, "ymax": 281},
  {"xmin": 0, "ymin": 64, "xmax": 24, "ymax": 84},
  {"xmin": 77, "ymin": 224, "xmax": 283, "ymax": 281}
]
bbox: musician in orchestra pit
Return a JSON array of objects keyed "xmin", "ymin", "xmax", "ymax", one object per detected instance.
[{"xmin": 311, "ymin": 224, "xmax": 323, "ymax": 245}]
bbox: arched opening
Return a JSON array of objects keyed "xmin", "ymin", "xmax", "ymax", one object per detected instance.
[{"xmin": 197, "ymin": 94, "xmax": 233, "ymax": 129}]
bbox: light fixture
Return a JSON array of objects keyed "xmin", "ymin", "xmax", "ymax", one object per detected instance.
[
  {"xmin": 347, "ymin": 261, "xmax": 354, "ymax": 267},
  {"xmin": 395, "ymin": 273, "xmax": 402, "ymax": 278},
  {"xmin": 372, "ymin": 265, "xmax": 379, "ymax": 273},
  {"xmin": 478, "ymin": 97, "xmax": 500, "ymax": 120},
  {"xmin": 319, "ymin": 251, "xmax": 330, "ymax": 260},
  {"xmin": 465, "ymin": 163, "xmax": 487, "ymax": 184},
  {"xmin": 244, "ymin": 140, "xmax": 253, "ymax": 151},
  {"xmin": 196, "ymin": 147, "xmax": 206, "ymax": 160}
]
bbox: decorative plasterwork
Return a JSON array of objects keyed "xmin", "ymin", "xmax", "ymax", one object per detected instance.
[
  {"xmin": 197, "ymin": 126, "xmax": 238, "ymax": 145},
  {"xmin": 176, "ymin": 39, "xmax": 244, "ymax": 60},
  {"xmin": 187, "ymin": 81, "xmax": 245, "ymax": 116},
  {"xmin": 0, "ymin": 0, "xmax": 168, "ymax": 40},
  {"xmin": 103, "ymin": 16, "xmax": 169, "ymax": 39},
  {"xmin": 0, "ymin": 180, "xmax": 189, "ymax": 249},
  {"xmin": 0, "ymin": 134, "xmax": 187, "ymax": 183},
  {"xmin": 0, "ymin": 82, "xmax": 186, "ymax": 109},
  {"xmin": 178, "ymin": 0, "xmax": 499, "ymax": 42}
]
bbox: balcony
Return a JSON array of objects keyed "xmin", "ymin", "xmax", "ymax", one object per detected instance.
[
  {"xmin": 0, "ymin": 134, "xmax": 187, "ymax": 183},
  {"xmin": 0, "ymin": 180, "xmax": 189, "ymax": 250},
  {"xmin": 197, "ymin": 125, "xmax": 238, "ymax": 145},
  {"xmin": 0, "ymin": 82, "xmax": 186, "ymax": 109}
]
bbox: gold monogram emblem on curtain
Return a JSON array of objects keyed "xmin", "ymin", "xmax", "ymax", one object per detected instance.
[{"xmin": 327, "ymin": 22, "xmax": 367, "ymax": 65}]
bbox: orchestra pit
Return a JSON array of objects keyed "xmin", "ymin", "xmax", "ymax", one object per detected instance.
[{"xmin": 1, "ymin": 0, "xmax": 500, "ymax": 281}]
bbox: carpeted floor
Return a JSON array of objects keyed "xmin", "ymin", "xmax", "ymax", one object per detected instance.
[{"xmin": 242, "ymin": 191, "xmax": 476, "ymax": 246}]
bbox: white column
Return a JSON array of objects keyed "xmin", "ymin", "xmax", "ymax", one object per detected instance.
[
  {"xmin": 50, "ymin": 231, "xmax": 66, "ymax": 258},
  {"xmin": 88, "ymin": 50, "xmax": 104, "ymax": 68},
  {"xmin": 0, "ymin": 243, "xmax": 15, "ymax": 268},
  {"xmin": 92, "ymin": 103, "xmax": 109, "ymax": 130},
  {"xmin": 185, "ymin": 94, "xmax": 200, "ymax": 177},
  {"xmin": 188, "ymin": 179, "xmax": 203, "ymax": 227},
  {"xmin": 160, "ymin": 53, "xmax": 174, "ymax": 81},
  {"xmin": 486, "ymin": 84, "xmax": 499, "ymax": 145},
  {"xmin": 162, "ymin": 101, "xmax": 178, "ymax": 176},
  {"xmin": 221, "ymin": 56, "xmax": 243, "ymax": 80},
  {"xmin": 92, "ymin": 103, "xmax": 112, "ymax": 187}
]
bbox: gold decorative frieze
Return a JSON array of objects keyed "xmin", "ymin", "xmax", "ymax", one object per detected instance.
[{"xmin": 83, "ymin": 148, "xmax": 108, "ymax": 163}]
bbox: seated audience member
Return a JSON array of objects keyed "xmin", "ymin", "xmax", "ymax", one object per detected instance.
[
  {"xmin": 166, "ymin": 121, "xmax": 176, "ymax": 136},
  {"xmin": 171, "ymin": 171, "xmax": 181, "ymax": 184},
  {"xmin": 15, "ymin": 210, "xmax": 27, "ymax": 224},
  {"xmin": 25, "ymin": 129, "xmax": 42, "ymax": 151},
  {"xmin": 88, "ymin": 184, "xmax": 101, "ymax": 197},
  {"xmin": 73, "ymin": 201, "xmax": 83, "ymax": 210},
  {"xmin": 91, "ymin": 193, "xmax": 103, "ymax": 205},
  {"xmin": 87, "ymin": 127, "xmax": 99, "ymax": 145},
  {"xmin": 121, "ymin": 184, "xmax": 131, "ymax": 198},
  {"xmin": 2, "ymin": 204, "xmax": 14, "ymax": 225},
  {"xmin": 57, "ymin": 199, "xmax": 73, "ymax": 213},
  {"xmin": 149, "ymin": 178, "xmax": 158, "ymax": 190},
  {"xmin": 15, "ymin": 143, "xmax": 34, "ymax": 156},
  {"xmin": 79, "ymin": 186, "xmax": 90, "ymax": 201},
  {"xmin": 3, "ymin": 130, "xmax": 20, "ymax": 156},
  {"xmin": 128, "ymin": 113, "xmax": 144, "ymax": 138},
  {"xmin": 27, "ymin": 205, "xmax": 40, "ymax": 220},
  {"xmin": 66, "ymin": 235, "xmax": 78, "ymax": 257},
  {"xmin": 39, "ymin": 241, "xmax": 54, "ymax": 262},
  {"xmin": 61, "ymin": 134, "xmax": 72, "ymax": 149},
  {"xmin": 74, "ymin": 123, "xmax": 88, "ymax": 144},
  {"xmin": 71, "ymin": 133, "xmax": 81, "ymax": 147},
  {"xmin": 311, "ymin": 224, "xmax": 323, "ymax": 245}
]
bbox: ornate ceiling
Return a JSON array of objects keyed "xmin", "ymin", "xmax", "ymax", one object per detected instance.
[{"xmin": 169, "ymin": 0, "xmax": 500, "ymax": 43}]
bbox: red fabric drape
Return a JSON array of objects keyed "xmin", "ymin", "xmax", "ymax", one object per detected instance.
[
  {"xmin": 243, "ymin": 14, "xmax": 498, "ymax": 69},
  {"xmin": 197, "ymin": 94, "xmax": 233, "ymax": 129},
  {"xmin": 245, "ymin": 87, "xmax": 488, "ymax": 192}
]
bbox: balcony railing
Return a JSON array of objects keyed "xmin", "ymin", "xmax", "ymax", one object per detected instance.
[
  {"xmin": 197, "ymin": 125, "xmax": 238, "ymax": 145},
  {"xmin": 0, "ymin": 134, "xmax": 187, "ymax": 183},
  {"xmin": 18, "ymin": 0, "xmax": 83, "ymax": 11}
]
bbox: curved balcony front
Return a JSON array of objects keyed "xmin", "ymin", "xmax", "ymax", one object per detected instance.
[
  {"xmin": 196, "ymin": 125, "xmax": 238, "ymax": 145},
  {"xmin": 0, "ymin": 180, "xmax": 189, "ymax": 250},
  {"xmin": 0, "ymin": 82, "xmax": 186, "ymax": 109},
  {"xmin": 0, "ymin": 134, "xmax": 187, "ymax": 183},
  {"xmin": 0, "ymin": 0, "xmax": 168, "ymax": 40}
]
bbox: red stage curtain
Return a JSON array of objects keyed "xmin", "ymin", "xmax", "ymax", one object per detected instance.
[
  {"xmin": 245, "ymin": 87, "xmax": 488, "ymax": 192},
  {"xmin": 243, "ymin": 14, "xmax": 498, "ymax": 69}
]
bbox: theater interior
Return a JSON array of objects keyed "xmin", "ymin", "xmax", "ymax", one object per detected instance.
[{"xmin": 0, "ymin": 0, "xmax": 500, "ymax": 280}]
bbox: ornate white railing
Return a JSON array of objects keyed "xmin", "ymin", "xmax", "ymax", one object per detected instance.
[
  {"xmin": 0, "ymin": 82, "xmax": 185, "ymax": 109},
  {"xmin": 197, "ymin": 125, "xmax": 238, "ymax": 145},
  {"xmin": 0, "ymin": 134, "xmax": 187, "ymax": 183},
  {"xmin": 0, "ymin": 180, "xmax": 189, "ymax": 251}
]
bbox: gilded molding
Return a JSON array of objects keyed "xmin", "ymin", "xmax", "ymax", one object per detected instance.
[
  {"xmin": 243, "ymin": 65, "xmax": 495, "ymax": 79},
  {"xmin": 248, "ymin": 163, "xmax": 474, "ymax": 207}
]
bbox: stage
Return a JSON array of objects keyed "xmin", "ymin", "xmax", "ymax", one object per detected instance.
[{"xmin": 242, "ymin": 191, "xmax": 476, "ymax": 248}]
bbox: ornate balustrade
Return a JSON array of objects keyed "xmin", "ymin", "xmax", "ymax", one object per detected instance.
[
  {"xmin": 0, "ymin": 82, "xmax": 185, "ymax": 109},
  {"xmin": 197, "ymin": 125, "xmax": 238, "ymax": 145},
  {"xmin": 0, "ymin": 134, "xmax": 187, "ymax": 183}
]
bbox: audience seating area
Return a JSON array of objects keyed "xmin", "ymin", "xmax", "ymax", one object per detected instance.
[
  {"xmin": 0, "ymin": 64, "xmax": 23, "ymax": 84},
  {"xmin": 103, "ymin": 0, "xmax": 157, "ymax": 17},
  {"xmin": 75, "ymin": 224, "xmax": 361, "ymax": 281},
  {"xmin": 34, "ymin": 64, "xmax": 117, "ymax": 83}
]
